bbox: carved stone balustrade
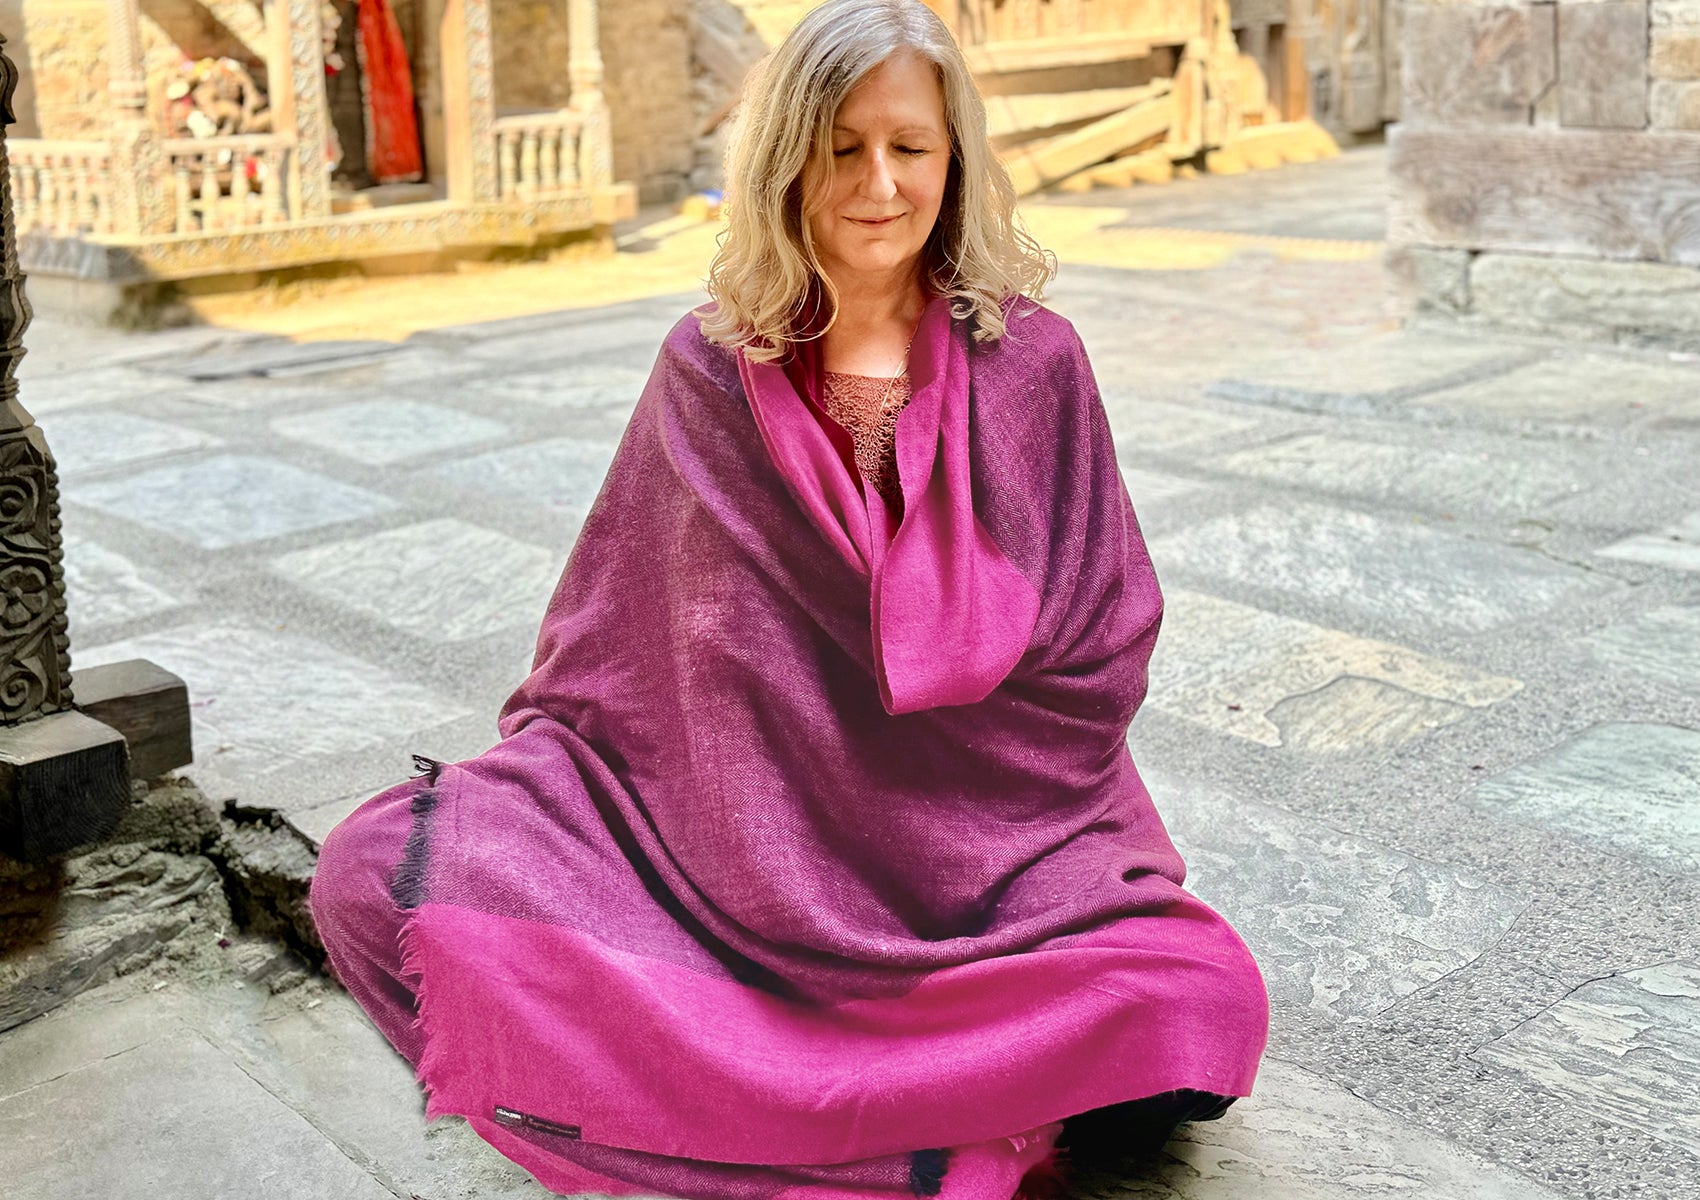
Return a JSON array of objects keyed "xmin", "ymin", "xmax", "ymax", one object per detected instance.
[
  {"xmin": 495, "ymin": 111, "xmax": 586, "ymax": 202},
  {"xmin": 7, "ymin": 141, "xmax": 115, "ymax": 237},
  {"xmin": 162, "ymin": 136, "xmax": 292, "ymax": 233}
]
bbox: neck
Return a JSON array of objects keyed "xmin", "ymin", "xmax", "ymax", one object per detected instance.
[{"xmin": 822, "ymin": 258, "xmax": 928, "ymax": 333}]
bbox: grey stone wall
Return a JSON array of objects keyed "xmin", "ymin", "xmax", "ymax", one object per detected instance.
[{"xmin": 1389, "ymin": 0, "xmax": 1700, "ymax": 347}]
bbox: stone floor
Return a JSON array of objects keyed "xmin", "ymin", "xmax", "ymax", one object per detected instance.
[{"xmin": 5, "ymin": 144, "xmax": 1700, "ymax": 1199}]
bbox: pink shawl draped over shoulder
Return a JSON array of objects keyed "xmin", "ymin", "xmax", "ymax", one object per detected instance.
[{"xmin": 380, "ymin": 297, "xmax": 1267, "ymax": 1199}]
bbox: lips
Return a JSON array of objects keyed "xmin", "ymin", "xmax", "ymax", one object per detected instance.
[{"xmin": 848, "ymin": 215, "xmax": 902, "ymax": 226}]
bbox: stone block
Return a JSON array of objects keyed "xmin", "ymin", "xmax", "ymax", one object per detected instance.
[
  {"xmin": 72, "ymin": 659, "xmax": 192, "ymax": 782},
  {"xmin": 0, "ymin": 1032, "xmax": 396, "ymax": 1199},
  {"xmin": 1073, "ymin": 1058, "xmax": 1568, "ymax": 1199},
  {"xmin": 1586, "ymin": 604, "xmax": 1700, "ymax": 690},
  {"xmin": 1145, "ymin": 502, "xmax": 1607, "ymax": 637},
  {"xmin": 1472, "ymin": 722, "xmax": 1700, "ymax": 872},
  {"xmin": 1559, "ymin": 2, "xmax": 1651, "ymax": 128},
  {"xmin": 1425, "ymin": 351, "xmax": 1700, "ymax": 421},
  {"xmin": 1598, "ymin": 508, "xmax": 1700, "ymax": 571},
  {"xmin": 426, "ymin": 437, "xmax": 620, "ymax": 521},
  {"xmin": 1651, "ymin": 27, "xmax": 1700, "ymax": 78},
  {"xmin": 1651, "ymin": 79, "xmax": 1700, "ymax": 127},
  {"xmin": 61, "ymin": 534, "xmax": 182, "ymax": 628},
  {"xmin": 1148, "ymin": 588, "xmax": 1522, "ymax": 750},
  {"xmin": 272, "ymin": 519, "xmax": 562, "ymax": 644},
  {"xmin": 0, "ymin": 711, "xmax": 129, "ymax": 863},
  {"xmin": 1386, "ymin": 245, "xmax": 1472, "ymax": 315},
  {"xmin": 1469, "ymin": 253, "xmax": 1700, "ymax": 341},
  {"xmin": 1161, "ymin": 780, "xmax": 1530, "ymax": 1016},
  {"xmin": 1402, "ymin": 5, "xmax": 1548, "ymax": 125},
  {"xmin": 75, "ymin": 454, "xmax": 397, "ymax": 550},
  {"xmin": 1474, "ymin": 962, "xmax": 1700, "ymax": 1157},
  {"xmin": 271, "ymin": 399, "xmax": 508, "ymax": 466},
  {"xmin": 36, "ymin": 410, "xmax": 217, "ymax": 475}
]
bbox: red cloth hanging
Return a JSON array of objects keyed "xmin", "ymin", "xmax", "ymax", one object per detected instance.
[{"xmin": 357, "ymin": 0, "xmax": 423, "ymax": 183}]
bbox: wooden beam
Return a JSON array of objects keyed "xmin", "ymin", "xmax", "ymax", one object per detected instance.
[
  {"xmin": 985, "ymin": 82, "xmax": 1172, "ymax": 140},
  {"xmin": 1388, "ymin": 126, "xmax": 1700, "ymax": 266},
  {"xmin": 1003, "ymin": 90, "xmax": 1177, "ymax": 196},
  {"xmin": 74, "ymin": 659, "xmax": 193, "ymax": 783},
  {"xmin": 964, "ymin": 34, "xmax": 1161, "ymax": 77}
]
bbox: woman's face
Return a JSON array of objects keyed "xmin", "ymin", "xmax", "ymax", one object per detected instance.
[{"xmin": 807, "ymin": 50, "xmax": 952, "ymax": 286}]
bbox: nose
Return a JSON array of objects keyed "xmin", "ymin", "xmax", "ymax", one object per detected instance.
[{"xmin": 860, "ymin": 147, "xmax": 898, "ymax": 204}]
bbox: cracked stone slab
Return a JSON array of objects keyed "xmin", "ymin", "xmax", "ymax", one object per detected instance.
[
  {"xmin": 62, "ymin": 533, "xmax": 184, "ymax": 628},
  {"xmin": 1147, "ymin": 502, "xmax": 1608, "ymax": 636},
  {"xmin": 426, "ymin": 437, "xmax": 620, "ymax": 518},
  {"xmin": 1160, "ymin": 780, "xmax": 1530, "ymax": 1017},
  {"xmin": 480, "ymin": 362, "xmax": 652, "ymax": 409},
  {"xmin": 1211, "ymin": 433, "xmax": 1585, "ymax": 515},
  {"xmin": 1206, "ymin": 332, "xmax": 1527, "ymax": 409},
  {"xmin": 36, "ymin": 411, "xmax": 219, "ymax": 475},
  {"xmin": 1079, "ymin": 1058, "xmax": 1565, "ymax": 1199},
  {"xmin": 1598, "ymin": 509, "xmax": 1700, "ymax": 573},
  {"xmin": 1424, "ymin": 355, "xmax": 1700, "ymax": 424},
  {"xmin": 1473, "ymin": 962, "xmax": 1700, "ymax": 1158},
  {"xmin": 75, "ymin": 623, "xmax": 470, "ymax": 797},
  {"xmin": 145, "ymin": 338, "xmax": 399, "ymax": 381},
  {"xmin": 271, "ymin": 399, "xmax": 509, "ymax": 466},
  {"xmin": 1585, "ymin": 604, "xmax": 1700, "ymax": 691},
  {"xmin": 272, "ymin": 518, "xmax": 562, "ymax": 642},
  {"xmin": 1148, "ymin": 589, "xmax": 1521, "ymax": 750},
  {"xmin": 1470, "ymin": 723, "xmax": 1700, "ymax": 873},
  {"xmin": 0, "ymin": 1031, "xmax": 395, "ymax": 1199},
  {"xmin": 73, "ymin": 454, "xmax": 397, "ymax": 549}
]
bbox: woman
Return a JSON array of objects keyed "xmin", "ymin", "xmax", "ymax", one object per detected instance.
[{"xmin": 309, "ymin": 3, "xmax": 1269, "ymax": 1197}]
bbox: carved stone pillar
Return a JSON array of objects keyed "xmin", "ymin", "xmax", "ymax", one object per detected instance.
[
  {"xmin": 568, "ymin": 0, "xmax": 613, "ymax": 188},
  {"xmin": 104, "ymin": 0, "xmax": 167, "ymax": 235},
  {"xmin": 0, "ymin": 33, "xmax": 133, "ymax": 863},
  {"xmin": 266, "ymin": 0, "xmax": 333, "ymax": 219},
  {"xmin": 441, "ymin": 0, "xmax": 497, "ymax": 203}
]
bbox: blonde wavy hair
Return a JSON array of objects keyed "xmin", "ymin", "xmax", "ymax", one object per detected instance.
[{"xmin": 698, "ymin": 0, "xmax": 1055, "ymax": 362}]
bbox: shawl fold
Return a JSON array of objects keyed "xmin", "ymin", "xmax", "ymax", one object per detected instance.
[{"xmin": 381, "ymin": 300, "xmax": 1267, "ymax": 1199}]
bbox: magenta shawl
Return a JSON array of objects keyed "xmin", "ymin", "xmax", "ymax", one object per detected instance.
[{"xmin": 386, "ymin": 297, "xmax": 1267, "ymax": 1198}]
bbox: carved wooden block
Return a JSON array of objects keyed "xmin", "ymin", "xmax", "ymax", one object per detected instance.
[
  {"xmin": 1389, "ymin": 125, "xmax": 1700, "ymax": 265},
  {"xmin": 1402, "ymin": 5, "xmax": 1550, "ymax": 126},
  {"xmin": 0, "ymin": 709, "xmax": 129, "ymax": 862},
  {"xmin": 1559, "ymin": 1, "xmax": 1650, "ymax": 129},
  {"xmin": 72, "ymin": 658, "xmax": 191, "ymax": 782}
]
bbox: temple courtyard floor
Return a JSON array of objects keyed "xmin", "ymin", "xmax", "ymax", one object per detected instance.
[{"xmin": 3, "ymin": 143, "xmax": 1697, "ymax": 1199}]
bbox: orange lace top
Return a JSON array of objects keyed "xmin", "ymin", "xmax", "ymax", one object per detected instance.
[{"xmin": 820, "ymin": 370, "xmax": 914, "ymax": 505}]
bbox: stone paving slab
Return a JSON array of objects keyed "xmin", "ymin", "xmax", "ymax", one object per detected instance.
[
  {"xmin": 1147, "ymin": 502, "xmax": 1608, "ymax": 637},
  {"xmin": 271, "ymin": 518, "xmax": 562, "ymax": 643},
  {"xmin": 271, "ymin": 398, "xmax": 510, "ymax": 466},
  {"xmin": 1161, "ymin": 779, "xmax": 1530, "ymax": 1018},
  {"xmin": 1423, "ymin": 354, "xmax": 1700, "ymax": 425},
  {"xmin": 427, "ymin": 436, "xmax": 621, "ymax": 519},
  {"xmin": 1206, "ymin": 332, "xmax": 1532, "ymax": 413},
  {"xmin": 1473, "ymin": 961, "xmax": 1700, "ymax": 1158},
  {"xmin": 37, "ymin": 409, "xmax": 220, "ymax": 476},
  {"xmin": 1584, "ymin": 603, "xmax": 1700, "ymax": 691},
  {"xmin": 0, "ymin": 1030, "xmax": 396, "ymax": 1200},
  {"xmin": 1085, "ymin": 1059, "xmax": 1563, "ymax": 1200},
  {"xmin": 1598, "ymin": 508, "xmax": 1700, "ymax": 573},
  {"xmin": 1122, "ymin": 467, "xmax": 1204, "ymax": 505},
  {"xmin": 1470, "ymin": 723, "xmax": 1700, "ymax": 874},
  {"xmin": 481, "ymin": 361, "xmax": 654, "ymax": 408},
  {"xmin": 1109, "ymin": 399, "xmax": 1263, "ymax": 454},
  {"xmin": 76, "ymin": 623, "xmax": 471, "ymax": 799},
  {"xmin": 73, "ymin": 454, "xmax": 398, "ymax": 550},
  {"xmin": 15, "ymin": 365, "xmax": 182, "ymax": 415},
  {"xmin": 1147, "ymin": 588, "xmax": 1521, "ymax": 751},
  {"xmin": 1210, "ymin": 432, "xmax": 1587, "ymax": 516},
  {"xmin": 62, "ymin": 532, "xmax": 186, "ymax": 629},
  {"xmin": 143, "ymin": 338, "xmax": 400, "ymax": 381}
]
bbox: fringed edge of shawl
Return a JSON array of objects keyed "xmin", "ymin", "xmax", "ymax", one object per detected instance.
[
  {"xmin": 908, "ymin": 1148, "xmax": 950, "ymax": 1196},
  {"xmin": 392, "ymin": 762, "xmax": 450, "ymax": 1122}
]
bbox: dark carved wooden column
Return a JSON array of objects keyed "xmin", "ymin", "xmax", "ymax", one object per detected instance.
[{"xmin": 0, "ymin": 32, "xmax": 132, "ymax": 862}]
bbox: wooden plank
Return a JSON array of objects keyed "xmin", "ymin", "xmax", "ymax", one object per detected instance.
[
  {"xmin": 963, "ymin": 34, "xmax": 1160, "ymax": 76},
  {"xmin": 1003, "ymin": 92, "xmax": 1179, "ymax": 195},
  {"xmin": 74, "ymin": 658, "xmax": 193, "ymax": 782},
  {"xmin": 1559, "ymin": 1, "xmax": 1650, "ymax": 129},
  {"xmin": 984, "ymin": 82, "xmax": 1171, "ymax": 139},
  {"xmin": 1387, "ymin": 126, "xmax": 1700, "ymax": 266}
]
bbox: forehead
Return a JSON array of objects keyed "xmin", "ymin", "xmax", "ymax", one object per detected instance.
[{"xmin": 833, "ymin": 51, "xmax": 946, "ymax": 131}]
